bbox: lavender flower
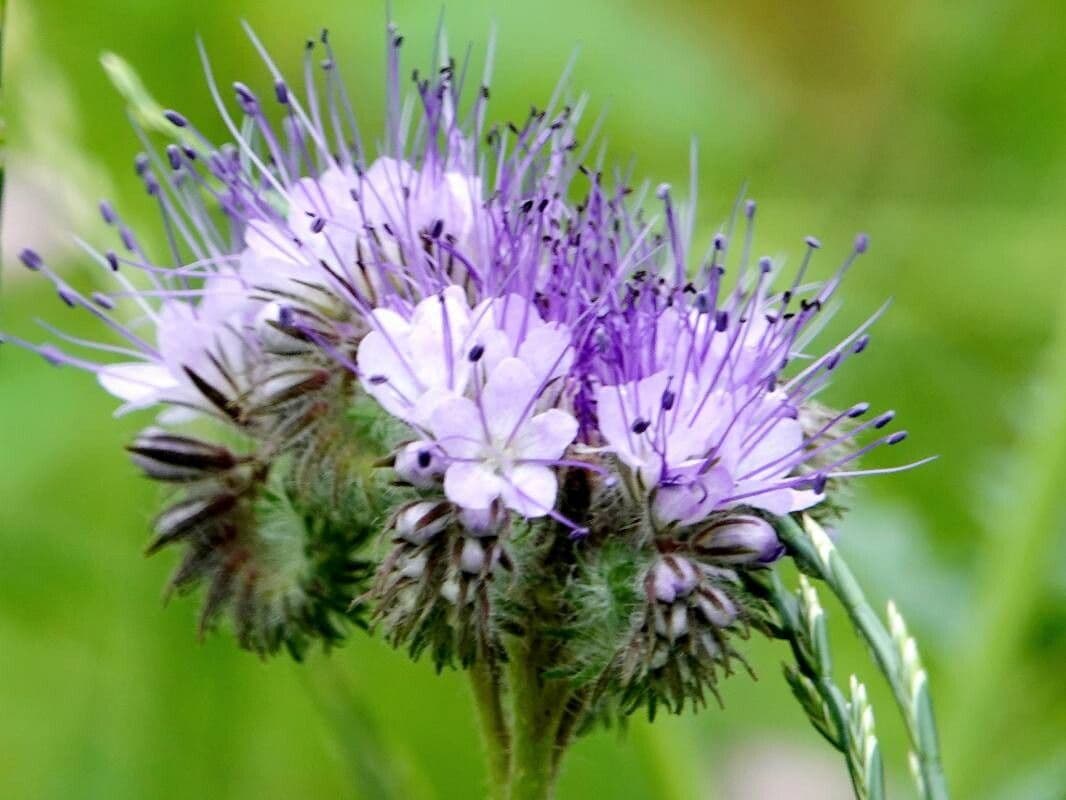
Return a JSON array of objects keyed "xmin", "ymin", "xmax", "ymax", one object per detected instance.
[
  {"xmin": 430, "ymin": 356, "xmax": 578, "ymax": 517},
  {"xmin": 4, "ymin": 22, "xmax": 933, "ymax": 778}
]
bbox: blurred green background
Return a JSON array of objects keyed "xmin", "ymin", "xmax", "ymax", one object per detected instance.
[{"xmin": 2, "ymin": 1, "xmax": 1065, "ymax": 797}]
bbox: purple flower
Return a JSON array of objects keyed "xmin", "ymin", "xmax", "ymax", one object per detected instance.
[
  {"xmin": 241, "ymin": 157, "xmax": 483, "ymax": 305},
  {"xmin": 585, "ymin": 227, "xmax": 922, "ymax": 528},
  {"xmin": 98, "ymin": 287, "xmax": 252, "ymax": 417},
  {"xmin": 3, "ymin": 21, "xmax": 931, "ymax": 684},
  {"xmin": 357, "ymin": 289, "xmax": 573, "ymax": 429},
  {"xmin": 430, "ymin": 357, "xmax": 578, "ymax": 517}
]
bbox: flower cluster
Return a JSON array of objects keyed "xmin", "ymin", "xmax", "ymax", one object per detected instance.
[{"xmin": 6, "ymin": 24, "xmax": 922, "ymax": 711}]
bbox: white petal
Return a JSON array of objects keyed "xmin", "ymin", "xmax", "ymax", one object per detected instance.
[
  {"xmin": 444, "ymin": 462, "xmax": 503, "ymax": 510},
  {"xmin": 98, "ymin": 362, "xmax": 178, "ymax": 407},
  {"xmin": 482, "ymin": 357, "xmax": 538, "ymax": 442},
  {"xmin": 429, "ymin": 396, "xmax": 485, "ymax": 459},
  {"xmin": 484, "ymin": 293, "xmax": 540, "ymax": 346},
  {"xmin": 739, "ymin": 417, "xmax": 804, "ymax": 474},
  {"xmin": 595, "ymin": 371, "xmax": 669, "ymax": 468},
  {"xmin": 517, "ymin": 325, "xmax": 573, "ymax": 385},
  {"xmin": 788, "ymin": 489, "xmax": 826, "ymax": 511},
  {"xmin": 516, "ymin": 408, "xmax": 578, "ymax": 461},
  {"xmin": 500, "ymin": 464, "xmax": 558, "ymax": 517},
  {"xmin": 731, "ymin": 482, "xmax": 814, "ymax": 516},
  {"xmin": 359, "ymin": 157, "xmax": 417, "ymax": 228},
  {"xmin": 244, "ymin": 219, "xmax": 300, "ymax": 263},
  {"xmin": 443, "ymin": 171, "xmax": 482, "ymax": 237},
  {"xmin": 594, "ymin": 384, "xmax": 635, "ymax": 463},
  {"xmin": 357, "ymin": 313, "xmax": 423, "ymax": 422}
]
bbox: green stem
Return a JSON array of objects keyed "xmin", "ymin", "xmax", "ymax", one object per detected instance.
[
  {"xmin": 774, "ymin": 515, "xmax": 950, "ymax": 800},
  {"xmin": 506, "ymin": 636, "xmax": 568, "ymax": 800},
  {"xmin": 548, "ymin": 690, "xmax": 587, "ymax": 784},
  {"xmin": 469, "ymin": 658, "xmax": 511, "ymax": 800}
]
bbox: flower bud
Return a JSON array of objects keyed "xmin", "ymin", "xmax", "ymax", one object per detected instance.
[
  {"xmin": 254, "ymin": 302, "xmax": 314, "ymax": 355},
  {"xmin": 690, "ymin": 515, "xmax": 784, "ymax": 565},
  {"xmin": 458, "ymin": 505, "xmax": 504, "ymax": 537},
  {"xmin": 650, "ymin": 556, "xmax": 699, "ymax": 604},
  {"xmin": 394, "ymin": 441, "xmax": 445, "ymax": 488},
  {"xmin": 398, "ymin": 551, "xmax": 427, "ymax": 579},
  {"xmin": 128, "ymin": 429, "xmax": 237, "ymax": 482},
  {"xmin": 460, "ymin": 537, "xmax": 486, "ymax": 574},
  {"xmin": 696, "ymin": 586, "xmax": 738, "ymax": 627},
  {"xmin": 395, "ymin": 501, "xmax": 450, "ymax": 544}
]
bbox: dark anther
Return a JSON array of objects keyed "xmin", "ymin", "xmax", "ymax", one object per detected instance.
[
  {"xmin": 163, "ymin": 110, "xmax": 188, "ymax": 128},
  {"xmin": 166, "ymin": 145, "xmax": 182, "ymax": 170},
  {"xmin": 19, "ymin": 249, "xmax": 42, "ymax": 271},
  {"xmin": 468, "ymin": 344, "xmax": 485, "ymax": 362},
  {"xmin": 99, "ymin": 201, "xmax": 117, "ymax": 224},
  {"xmin": 874, "ymin": 411, "xmax": 895, "ymax": 429},
  {"xmin": 631, "ymin": 418, "xmax": 651, "ymax": 434}
]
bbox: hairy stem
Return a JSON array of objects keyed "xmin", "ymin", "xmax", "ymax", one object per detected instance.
[
  {"xmin": 774, "ymin": 514, "xmax": 949, "ymax": 800},
  {"xmin": 549, "ymin": 689, "xmax": 590, "ymax": 783},
  {"xmin": 506, "ymin": 634, "xmax": 570, "ymax": 800},
  {"xmin": 469, "ymin": 657, "xmax": 512, "ymax": 800}
]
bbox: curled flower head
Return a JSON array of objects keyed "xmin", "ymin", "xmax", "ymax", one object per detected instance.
[{"xmin": 5, "ymin": 20, "xmax": 928, "ymax": 725}]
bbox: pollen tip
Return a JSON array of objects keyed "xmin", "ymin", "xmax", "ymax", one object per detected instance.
[
  {"xmin": 848, "ymin": 402, "xmax": 870, "ymax": 418},
  {"xmin": 163, "ymin": 109, "xmax": 188, "ymax": 127},
  {"xmin": 99, "ymin": 200, "xmax": 117, "ymax": 224},
  {"xmin": 19, "ymin": 248, "xmax": 43, "ymax": 271}
]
